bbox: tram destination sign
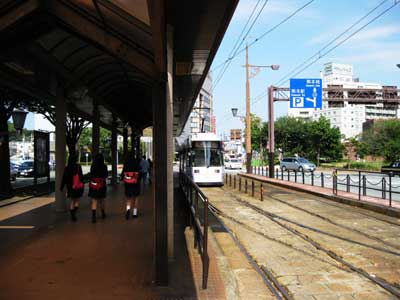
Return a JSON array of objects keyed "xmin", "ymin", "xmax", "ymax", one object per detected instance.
[{"xmin": 290, "ymin": 78, "xmax": 322, "ymax": 109}]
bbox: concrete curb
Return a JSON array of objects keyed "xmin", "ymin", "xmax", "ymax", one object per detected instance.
[{"xmin": 239, "ymin": 173, "xmax": 400, "ymax": 218}]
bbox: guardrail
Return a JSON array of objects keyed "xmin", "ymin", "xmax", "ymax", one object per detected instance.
[
  {"xmin": 179, "ymin": 172, "xmax": 209, "ymax": 289},
  {"xmin": 251, "ymin": 166, "xmax": 399, "ymax": 207}
]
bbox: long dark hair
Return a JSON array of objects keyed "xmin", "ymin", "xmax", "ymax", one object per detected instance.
[
  {"xmin": 124, "ymin": 153, "xmax": 137, "ymax": 170},
  {"xmin": 67, "ymin": 154, "xmax": 78, "ymax": 172},
  {"xmin": 91, "ymin": 153, "xmax": 106, "ymax": 175},
  {"xmin": 93, "ymin": 153, "xmax": 105, "ymax": 166}
]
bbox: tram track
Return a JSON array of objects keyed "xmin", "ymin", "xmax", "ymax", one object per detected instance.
[
  {"xmin": 262, "ymin": 191, "xmax": 400, "ymax": 252},
  {"xmin": 261, "ymin": 180, "xmax": 400, "ymax": 227},
  {"xmin": 208, "ymin": 204, "xmax": 292, "ymax": 300},
  {"xmin": 211, "ymin": 190, "xmax": 400, "ymax": 298}
]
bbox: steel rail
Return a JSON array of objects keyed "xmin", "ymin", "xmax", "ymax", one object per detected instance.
[{"xmin": 225, "ymin": 191, "xmax": 400, "ymax": 298}]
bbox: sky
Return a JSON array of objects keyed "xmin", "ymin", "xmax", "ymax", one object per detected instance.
[{"xmin": 211, "ymin": 0, "xmax": 400, "ymax": 138}]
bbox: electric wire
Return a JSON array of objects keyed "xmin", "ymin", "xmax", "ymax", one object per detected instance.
[
  {"xmin": 212, "ymin": 0, "xmax": 262, "ymax": 88},
  {"xmin": 275, "ymin": 0, "xmax": 399, "ymax": 86},
  {"xmin": 213, "ymin": 0, "xmax": 270, "ymax": 91},
  {"xmin": 221, "ymin": 0, "xmax": 399, "ymax": 125},
  {"xmin": 212, "ymin": 0, "xmax": 316, "ymax": 73}
]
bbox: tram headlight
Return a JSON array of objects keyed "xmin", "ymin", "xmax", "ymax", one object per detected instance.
[
  {"xmin": 194, "ymin": 170, "xmax": 200, "ymax": 173},
  {"xmin": 215, "ymin": 170, "xmax": 220, "ymax": 173}
]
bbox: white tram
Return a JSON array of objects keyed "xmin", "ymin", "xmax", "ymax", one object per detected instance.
[{"xmin": 180, "ymin": 133, "xmax": 224, "ymax": 186}]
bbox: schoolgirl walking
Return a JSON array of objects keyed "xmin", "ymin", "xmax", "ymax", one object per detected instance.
[
  {"xmin": 121, "ymin": 153, "xmax": 141, "ymax": 219},
  {"xmin": 60, "ymin": 154, "xmax": 84, "ymax": 222},
  {"xmin": 88, "ymin": 153, "xmax": 108, "ymax": 223}
]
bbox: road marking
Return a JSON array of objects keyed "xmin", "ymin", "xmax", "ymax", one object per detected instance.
[
  {"xmin": 0, "ymin": 226, "xmax": 35, "ymax": 229},
  {"xmin": 0, "ymin": 197, "xmax": 54, "ymax": 222}
]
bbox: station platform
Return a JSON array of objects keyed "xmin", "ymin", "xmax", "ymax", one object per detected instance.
[{"xmin": 0, "ymin": 181, "xmax": 224, "ymax": 300}]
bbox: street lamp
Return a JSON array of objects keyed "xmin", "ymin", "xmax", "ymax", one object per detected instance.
[
  {"xmin": 11, "ymin": 109, "xmax": 28, "ymax": 133},
  {"xmin": 242, "ymin": 45, "xmax": 280, "ymax": 174}
]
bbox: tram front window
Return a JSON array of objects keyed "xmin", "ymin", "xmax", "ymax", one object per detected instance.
[{"xmin": 192, "ymin": 149, "xmax": 223, "ymax": 167}]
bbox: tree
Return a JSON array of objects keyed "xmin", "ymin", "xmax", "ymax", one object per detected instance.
[
  {"xmin": 361, "ymin": 119, "xmax": 400, "ymax": 162},
  {"xmin": 307, "ymin": 117, "xmax": 342, "ymax": 166},
  {"xmin": 273, "ymin": 116, "xmax": 342, "ymax": 165},
  {"xmin": 250, "ymin": 114, "xmax": 263, "ymax": 152},
  {"xmin": 31, "ymin": 99, "xmax": 90, "ymax": 158}
]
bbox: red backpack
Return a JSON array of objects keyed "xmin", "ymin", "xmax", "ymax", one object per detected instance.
[
  {"xmin": 123, "ymin": 172, "xmax": 139, "ymax": 184},
  {"xmin": 89, "ymin": 178, "xmax": 105, "ymax": 190},
  {"xmin": 72, "ymin": 173, "xmax": 84, "ymax": 190}
]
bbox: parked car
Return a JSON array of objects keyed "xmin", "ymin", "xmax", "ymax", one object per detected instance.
[
  {"xmin": 381, "ymin": 161, "xmax": 400, "ymax": 176},
  {"xmin": 18, "ymin": 160, "xmax": 34, "ymax": 177},
  {"xmin": 10, "ymin": 163, "xmax": 18, "ymax": 181},
  {"xmin": 225, "ymin": 158, "xmax": 242, "ymax": 169},
  {"xmin": 280, "ymin": 157, "xmax": 316, "ymax": 172}
]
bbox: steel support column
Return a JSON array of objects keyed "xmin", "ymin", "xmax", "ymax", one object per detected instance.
[
  {"xmin": 92, "ymin": 102, "xmax": 100, "ymax": 158},
  {"xmin": 268, "ymin": 86, "xmax": 275, "ymax": 178},
  {"xmin": 123, "ymin": 127, "xmax": 128, "ymax": 162},
  {"xmin": 111, "ymin": 117, "xmax": 118, "ymax": 185},
  {"xmin": 135, "ymin": 135, "xmax": 141, "ymax": 159},
  {"xmin": 166, "ymin": 24, "xmax": 174, "ymax": 259},
  {"xmin": 153, "ymin": 82, "xmax": 168, "ymax": 286},
  {"xmin": 55, "ymin": 81, "xmax": 67, "ymax": 211}
]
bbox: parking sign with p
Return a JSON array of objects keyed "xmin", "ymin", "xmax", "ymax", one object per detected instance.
[{"xmin": 290, "ymin": 79, "xmax": 322, "ymax": 109}]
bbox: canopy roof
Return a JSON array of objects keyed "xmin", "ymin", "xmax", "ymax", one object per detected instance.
[{"xmin": 0, "ymin": 0, "xmax": 238, "ymax": 133}]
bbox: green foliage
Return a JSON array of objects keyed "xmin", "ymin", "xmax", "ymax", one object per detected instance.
[
  {"xmin": 345, "ymin": 161, "xmax": 383, "ymax": 171},
  {"xmin": 250, "ymin": 115, "xmax": 343, "ymax": 165},
  {"xmin": 361, "ymin": 119, "xmax": 400, "ymax": 162},
  {"xmin": 7, "ymin": 121, "xmax": 33, "ymax": 141},
  {"xmin": 273, "ymin": 116, "xmax": 342, "ymax": 165}
]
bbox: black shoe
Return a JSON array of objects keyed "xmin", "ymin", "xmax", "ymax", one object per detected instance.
[
  {"xmin": 126, "ymin": 210, "xmax": 130, "ymax": 220},
  {"xmin": 101, "ymin": 209, "xmax": 106, "ymax": 219},
  {"xmin": 92, "ymin": 210, "xmax": 96, "ymax": 223},
  {"xmin": 70, "ymin": 210, "xmax": 76, "ymax": 222}
]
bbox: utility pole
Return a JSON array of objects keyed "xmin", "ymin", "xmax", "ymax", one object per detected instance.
[
  {"xmin": 245, "ymin": 45, "xmax": 252, "ymax": 174},
  {"xmin": 242, "ymin": 46, "xmax": 280, "ymax": 174}
]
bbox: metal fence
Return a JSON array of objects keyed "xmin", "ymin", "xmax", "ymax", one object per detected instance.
[
  {"xmin": 251, "ymin": 166, "xmax": 400, "ymax": 208},
  {"xmin": 179, "ymin": 172, "xmax": 209, "ymax": 289}
]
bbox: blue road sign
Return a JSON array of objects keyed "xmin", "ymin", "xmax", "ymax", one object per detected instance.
[{"xmin": 290, "ymin": 78, "xmax": 322, "ymax": 109}]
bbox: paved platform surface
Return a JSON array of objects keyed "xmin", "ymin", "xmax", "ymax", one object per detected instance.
[
  {"xmin": 0, "ymin": 183, "xmax": 204, "ymax": 300},
  {"xmin": 202, "ymin": 182, "xmax": 400, "ymax": 300}
]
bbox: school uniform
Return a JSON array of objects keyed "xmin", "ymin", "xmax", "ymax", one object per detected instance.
[
  {"xmin": 121, "ymin": 159, "xmax": 141, "ymax": 197},
  {"xmin": 61, "ymin": 164, "xmax": 84, "ymax": 198},
  {"xmin": 88, "ymin": 163, "xmax": 108, "ymax": 199}
]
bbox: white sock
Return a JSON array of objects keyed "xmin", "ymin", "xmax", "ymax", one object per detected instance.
[{"xmin": 133, "ymin": 208, "xmax": 137, "ymax": 216}]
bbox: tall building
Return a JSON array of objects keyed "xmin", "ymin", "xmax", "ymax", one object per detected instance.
[
  {"xmin": 288, "ymin": 63, "xmax": 399, "ymax": 138},
  {"xmin": 179, "ymin": 73, "xmax": 215, "ymax": 142}
]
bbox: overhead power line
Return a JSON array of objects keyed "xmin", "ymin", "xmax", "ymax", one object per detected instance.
[
  {"xmin": 211, "ymin": 0, "xmax": 315, "ymax": 74},
  {"xmin": 246, "ymin": 0, "xmax": 399, "ymax": 111},
  {"xmin": 213, "ymin": 0, "xmax": 269, "ymax": 90},
  {"xmin": 275, "ymin": 0, "xmax": 398, "ymax": 86}
]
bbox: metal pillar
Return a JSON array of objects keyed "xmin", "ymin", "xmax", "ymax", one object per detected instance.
[
  {"xmin": 268, "ymin": 86, "xmax": 275, "ymax": 178},
  {"xmin": 135, "ymin": 135, "xmax": 141, "ymax": 159},
  {"xmin": 166, "ymin": 24, "xmax": 174, "ymax": 259},
  {"xmin": 92, "ymin": 102, "xmax": 100, "ymax": 158},
  {"xmin": 153, "ymin": 82, "xmax": 168, "ymax": 286},
  {"xmin": 245, "ymin": 45, "xmax": 252, "ymax": 174},
  {"xmin": 111, "ymin": 117, "xmax": 118, "ymax": 185},
  {"xmin": 123, "ymin": 127, "xmax": 128, "ymax": 161},
  {"xmin": 55, "ymin": 82, "xmax": 67, "ymax": 212}
]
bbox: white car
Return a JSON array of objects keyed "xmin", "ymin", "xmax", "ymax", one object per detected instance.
[{"xmin": 225, "ymin": 158, "xmax": 242, "ymax": 169}]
